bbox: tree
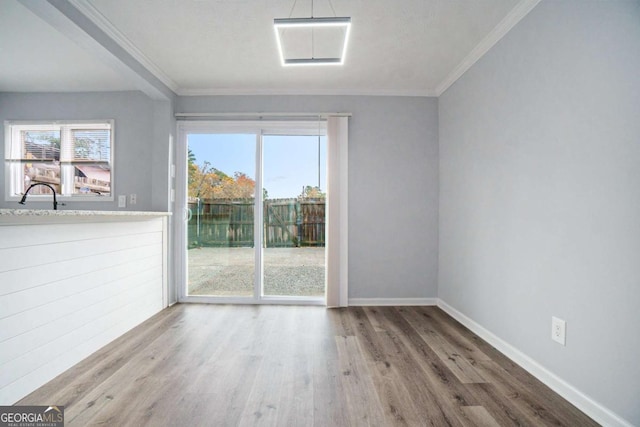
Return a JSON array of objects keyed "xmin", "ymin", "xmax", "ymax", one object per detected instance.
[
  {"xmin": 187, "ymin": 149, "xmax": 198, "ymax": 191},
  {"xmin": 188, "ymin": 160, "xmax": 211, "ymax": 198},
  {"xmin": 188, "ymin": 162, "xmax": 256, "ymax": 200},
  {"xmin": 300, "ymin": 185, "xmax": 325, "ymax": 199}
]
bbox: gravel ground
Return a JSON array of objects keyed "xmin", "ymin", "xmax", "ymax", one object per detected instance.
[{"xmin": 188, "ymin": 247, "xmax": 325, "ymax": 297}]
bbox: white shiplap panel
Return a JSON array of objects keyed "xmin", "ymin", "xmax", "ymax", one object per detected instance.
[
  {"xmin": 0, "ymin": 268, "xmax": 161, "ymax": 365},
  {"xmin": 0, "ymin": 296, "xmax": 162, "ymax": 405},
  {"xmin": 0, "ymin": 251, "xmax": 161, "ymax": 342},
  {"xmin": 0, "ymin": 231, "xmax": 162, "ymax": 273},
  {"xmin": 0, "ymin": 279, "xmax": 161, "ymax": 388},
  {"xmin": 0, "ymin": 217, "xmax": 167, "ymax": 404},
  {"xmin": 0, "ymin": 243, "xmax": 162, "ymax": 296},
  {"xmin": 0, "ymin": 219, "xmax": 163, "ymax": 249},
  {"xmin": 0, "ymin": 249, "xmax": 161, "ymax": 320}
]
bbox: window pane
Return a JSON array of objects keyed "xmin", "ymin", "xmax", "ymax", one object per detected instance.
[
  {"xmin": 21, "ymin": 130, "xmax": 60, "ymax": 161},
  {"xmin": 24, "ymin": 162, "xmax": 61, "ymax": 194},
  {"xmin": 69, "ymin": 128, "xmax": 111, "ymax": 195},
  {"xmin": 187, "ymin": 134, "xmax": 256, "ymax": 297},
  {"xmin": 73, "ymin": 164, "xmax": 111, "ymax": 195},
  {"xmin": 70, "ymin": 129, "xmax": 111, "ymax": 162},
  {"xmin": 262, "ymin": 135, "xmax": 326, "ymax": 298}
]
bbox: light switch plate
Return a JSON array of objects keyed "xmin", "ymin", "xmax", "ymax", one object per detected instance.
[{"xmin": 118, "ymin": 195, "xmax": 126, "ymax": 208}]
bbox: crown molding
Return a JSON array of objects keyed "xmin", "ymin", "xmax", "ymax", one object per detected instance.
[
  {"xmin": 68, "ymin": 0, "xmax": 180, "ymax": 93},
  {"xmin": 176, "ymin": 87, "xmax": 437, "ymax": 97},
  {"xmin": 435, "ymin": 0, "xmax": 540, "ymax": 96}
]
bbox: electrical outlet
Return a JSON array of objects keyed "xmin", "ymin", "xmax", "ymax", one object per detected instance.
[
  {"xmin": 118, "ymin": 195, "xmax": 127, "ymax": 208},
  {"xmin": 130, "ymin": 194, "xmax": 137, "ymax": 205},
  {"xmin": 551, "ymin": 317, "xmax": 566, "ymax": 346}
]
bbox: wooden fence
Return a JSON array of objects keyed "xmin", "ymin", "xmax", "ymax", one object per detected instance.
[{"xmin": 188, "ymin": 198, "xmax": 325, "ymax": 248}]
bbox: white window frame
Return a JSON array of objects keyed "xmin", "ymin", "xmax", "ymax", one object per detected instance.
[{"xmin": 4, "ymin": 120, "xmax": 115, "ymax": 202}]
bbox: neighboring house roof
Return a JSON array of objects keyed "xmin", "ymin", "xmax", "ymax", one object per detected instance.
[
  {"xmin": 24, "ymin": 141, "xmax": 60, "ymax": 161},
  {"xmin": 75, "ymin": 165, "xmax": 110, "ymax": 182}
]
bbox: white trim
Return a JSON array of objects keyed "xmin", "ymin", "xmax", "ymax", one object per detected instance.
[
  {"xmin": 437, "ymin": 299, "xmax": 635, "ymax": 427},
  {"xmin": 176, "ymin": 87, "xmax": 437, "ymax": 97},
  {"xmin": 175, "ymin": 125, "xmax": 188, "ymax": 303},
  {"xmin": 161, "ymin": 216, "xmax": 169, "ymax": 308},
  {"xmin": 69, "ymin": 0, "xmax": 180, "ymax": 93},
  {"xmin": 435, "ymin": 0, "xmax": 541, "ymax": 96},
  {"xmin": 349, "ymin": 298, "xmax": 438, "ymax": 306},
  {"xmin": 175, "ymin": 112, "xmax": 352, "ymax": 119},
  {"xmin": 179, "ymin": 296, "xmax": 326, "ymax": 306},
  {"xmin": 176, "ymin": 120, "xmax": 327, "ymax": 135},
  {"xmin": 254, "ymin": 133, "xmax": 263, "ymax": 299}
]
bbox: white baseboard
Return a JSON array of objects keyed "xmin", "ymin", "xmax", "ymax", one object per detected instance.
[
  {"xmin": 348, "ymin": 298, "xmax": 437, "ymax": 306},
  {"xmin": 437, "ymin": 299, "xmax": 634, "ymax": 427}
]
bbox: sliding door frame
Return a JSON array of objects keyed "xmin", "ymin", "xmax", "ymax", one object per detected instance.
[{"xmin": 175, "ymin": 120, "xmax": 331, "ymax": 305}]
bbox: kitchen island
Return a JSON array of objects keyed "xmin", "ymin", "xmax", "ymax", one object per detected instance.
[{"xmin": 0, "ymin": 209, "xmax": 171, "ymax": 404}]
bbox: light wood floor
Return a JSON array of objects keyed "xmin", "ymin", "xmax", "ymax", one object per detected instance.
[{"xmin": 18, "ymin": 304, "xmax": 598, "ymax": 426}]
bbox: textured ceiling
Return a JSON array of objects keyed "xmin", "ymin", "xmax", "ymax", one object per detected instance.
[
  {"xmin": 86, "ymin": 0, "xmax": 521, "ymax": 95},
  {"xmin": 0, "ymin": 0, "xmax": 534, "ymax": 96}
]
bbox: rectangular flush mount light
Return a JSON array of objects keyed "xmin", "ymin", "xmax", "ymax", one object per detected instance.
[{"xmin": 273, "ymin": 17, "xmax": 351, "ymax": 66}]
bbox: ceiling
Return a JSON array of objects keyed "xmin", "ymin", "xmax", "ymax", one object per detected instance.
[
  {"xmin": 0, "ymin": 1, "xmax": 137, "ymax": 92},
  {"xmin": 0, "ymin": 0, "xmax": 539, "ymax": 96}
]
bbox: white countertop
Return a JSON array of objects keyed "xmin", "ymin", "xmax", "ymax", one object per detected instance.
[{"xmin": 0, "ymin": 209, "xmax": 171, "ymax": 225}]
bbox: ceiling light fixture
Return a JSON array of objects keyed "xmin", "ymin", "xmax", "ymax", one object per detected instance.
[{"xmin": 274, "ymin": 1, "xmax": 351, "ymax": 66}]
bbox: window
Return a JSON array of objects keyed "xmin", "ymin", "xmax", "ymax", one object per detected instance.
[{"xmin": 5, "ymin": 120, "xmax": 113, "ymax": 199}]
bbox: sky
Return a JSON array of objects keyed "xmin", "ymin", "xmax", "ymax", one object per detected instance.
[{"xmin": 188, "ymin": 133, "xmax": 326, "ymax": 199}]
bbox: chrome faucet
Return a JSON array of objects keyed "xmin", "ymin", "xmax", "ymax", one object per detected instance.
[{"xmin": 19, "ymin": 183, "xmax": 64, "ymax": 210}]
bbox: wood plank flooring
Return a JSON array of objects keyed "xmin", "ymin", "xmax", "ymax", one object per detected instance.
[{"xmin": 17, "ymin": 304, "xmax": 598, "ymax": 426}]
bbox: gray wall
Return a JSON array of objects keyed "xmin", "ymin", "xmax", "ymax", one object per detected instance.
[
  {"xmin": 438, "ymin": 1, "xmax": 640, "ymax": 424},
  {"xmin": 151, "ymin": 100, "xmax": 175, "ymax": 212},
  {"xmin": 0, "ymin": 91, "xmax": 164, "ymax": 212},
  {"xmin": 177, "ymin": 95, "xmax": 439, "ymax": 300},
  {"xmin": 0, "ymin": 90, "xmax": 438, "ymax": 301}
]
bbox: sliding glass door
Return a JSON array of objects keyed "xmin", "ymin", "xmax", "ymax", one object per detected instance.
[{"xmin": 178, "ymin": 122, "xmax": 327, "ymax": 304}]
